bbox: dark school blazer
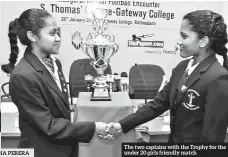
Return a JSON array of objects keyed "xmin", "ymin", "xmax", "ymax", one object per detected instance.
[
  {"xmin": 119, "ymin": 53, "xmax": 228, "ymax": 142},
  {"xmin": 9, "ymin": 48, "xmax": 95, "ymax": 157}
]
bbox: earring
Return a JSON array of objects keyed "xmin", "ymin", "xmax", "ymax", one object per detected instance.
[
  {"xmin": 200, "ymin": 44, "xmax": 206, "ymax": 48},
  {"xmin": 31, "ymin": 38, "xmax": 36, "ymax": 42}
]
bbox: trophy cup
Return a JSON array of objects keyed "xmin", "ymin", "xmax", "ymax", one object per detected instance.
[{"xmin": 81, "ymin": 8, "xmax": 119, "ymax": 101}]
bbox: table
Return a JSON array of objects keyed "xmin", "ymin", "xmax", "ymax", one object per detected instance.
[
  {"xmin": 73, "ymin": 92, "xmax": 136, "ymax": 157},
  {"xmin": 1, "ymin": 98, "xmax": 169, "ymax": 138},
  {"xmin": 2, "ymin": 98, "xmax": 228, "ymax": 149},
  {"xmin": 131, "ymin": 99, "xmax": 170, "ymax": 135},
  {"xmin": 1, "ymin": 102, "xmax": 20, "ymax": 137}
]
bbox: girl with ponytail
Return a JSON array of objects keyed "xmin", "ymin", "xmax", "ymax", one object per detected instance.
[
  {"xmin": 4, "ymin": 8, "xmax": 109, "ymax": 157},
  {"xmin": 108, "ymin": 10, "xmax": 228, "ymax": 143},
  {"xmin": 1, "ymin": 19, "xmax": 20, "ymax": 74}
]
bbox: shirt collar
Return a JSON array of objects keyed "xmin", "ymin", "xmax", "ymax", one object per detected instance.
[
  {"xmin": 186, "ymin": 58, "xmax": 199, "ymax": 75},
  {"xmin": 31, "ymin": 51, "xmax": 58, "ymax": 74},
  {"xmin": 29, "ymin": 49, "xmax": 55, "ymax": 61}
]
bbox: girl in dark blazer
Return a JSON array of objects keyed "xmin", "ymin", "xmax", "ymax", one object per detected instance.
[
  {"xmin": 1, "ymin": 9, "xmax": 109, "ymax": 157},
  {"xmin": 108, "ymin": 10, "xmax": 228, "ymax": 143}
]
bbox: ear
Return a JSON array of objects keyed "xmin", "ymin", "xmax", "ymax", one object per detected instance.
[
  {"xmin": 199, "ymin": 36, "xmax": 209, "ymax": 48},
  {"xmin": 27, "ymin": 31, "xmax": 37, "ymax": 42}
]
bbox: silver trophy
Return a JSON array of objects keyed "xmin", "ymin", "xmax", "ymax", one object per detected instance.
[{"xmin": 81, "ymin": 8, "xmax": 119, "ymax": 101}]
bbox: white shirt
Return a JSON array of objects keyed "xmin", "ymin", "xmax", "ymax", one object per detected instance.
[
  {"xmin": 40, "ymin": 56, "xmax": 62, "ymax": 91},
  {"xmin": 181, "ymin": 58, "xmax": 199, "ymax": 91},
  {"xmin": 32, "ymin": 53, "xmax": 62, "ymax": 92},
  {"xmin": 185, "ymin": 58, "xmax": 199, "ymax": 76}
]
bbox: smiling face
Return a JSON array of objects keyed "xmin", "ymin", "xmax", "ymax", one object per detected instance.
[
  {"xmin": 35, "ymin": 17, "xmax": 61, "ymax": 56},
  {"xmin": 178, "ymin": 19, "xmax": 201, "ymax": 58}
]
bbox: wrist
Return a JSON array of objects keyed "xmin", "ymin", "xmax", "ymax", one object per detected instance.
[
  {"xmin": 95, "ymin": 122, "xmax": 99, "ymax": 131},
  {"xmin": 116, "ymin": 123, "xmax": 123, "ymax": 132}
]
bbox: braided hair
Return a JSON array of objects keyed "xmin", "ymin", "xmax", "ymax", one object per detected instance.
[
  {"xmin": 1, "ymin": 9, "xmax": 51, "ymax": 74},
  {"xmin": 183, "ymin": 10, "xmax": 228, "ymax": 70}
]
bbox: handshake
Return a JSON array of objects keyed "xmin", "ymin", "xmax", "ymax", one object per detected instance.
[{"xmin": 95, "ymin": 122, "xmax": 123, "ymax": 140}]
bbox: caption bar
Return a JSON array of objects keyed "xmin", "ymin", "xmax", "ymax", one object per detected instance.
[
  {"xmin": 122, "ymin": 143, "xmax": 228, "ymax": 157},
  {"xmin": 0, "ymin": 149, "xmax": 34, "ymax": 157}
]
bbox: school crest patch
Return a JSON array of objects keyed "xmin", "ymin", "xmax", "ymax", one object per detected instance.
[{"xmin": 182, "ymin": 89, "xmax": 200, "ymax": 110}]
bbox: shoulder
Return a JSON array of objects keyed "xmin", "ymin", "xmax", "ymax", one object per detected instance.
[
  {"xmin": 207, "ymin": 74, "xmax": 228, "ymax": 95},
  {"xmin": 208, "ymin": 60, "xmax": 228, "ymax": 77},
  {"xmin": 204, "ymin": 60, "xmax": 228, "ymax": 91},
  {"xmin": 10, "ymin": 71, "xmax": 35, "ymax": 84},
  {"xmin": 10, "ymin": 58, "xmax": 37, "ymax": 85}
]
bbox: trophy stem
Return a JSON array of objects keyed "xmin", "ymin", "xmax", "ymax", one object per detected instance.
[
  {"xmin": 79, "ymin": 7, "xmax": 118, "ymax": 101},
  {"xmin": 98, "ymin": 74, "xmax": 102, "ymax": 77}
]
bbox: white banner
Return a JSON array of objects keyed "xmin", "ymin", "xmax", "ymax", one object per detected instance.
[{"xmin": 0, "ymin": 1, "xmax": 224, "ymax": 84}]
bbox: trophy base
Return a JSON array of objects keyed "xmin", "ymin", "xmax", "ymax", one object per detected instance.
[{"xmin": 90, "ymin": 88, "xmax": 111, "ymax": 101}]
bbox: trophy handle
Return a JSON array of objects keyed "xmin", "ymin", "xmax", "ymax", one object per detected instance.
[
  {"xmin": 110, "ymin": 43, "xmax": 119, "ymax": 58},
  {"xmin": 82, "ymin": 44, "xmax": 94, "ymax": 60}
]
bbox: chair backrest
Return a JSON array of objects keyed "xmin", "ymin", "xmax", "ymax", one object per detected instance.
[
  {"xmin": 1, "ymin": 82, "xmax": 12, "ymax": 102},
  {"xmin": 69, "ymin": 58, "xmax": 112, "ymax": 98},
  {"xmin": 129, "ymin": 64, "xmax": 165, "ymax": 99}
]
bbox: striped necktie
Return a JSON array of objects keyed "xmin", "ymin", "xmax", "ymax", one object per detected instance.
[
  {"xmin": 176, "ymin": 69, "xmax": 189, "ymax": 103},
  {"xmin": 178, "ymin": 69, "xmax": 189, "ymax": 90},
  {"xmin": 42, "ymin": 56, "xmax": 54, "ymax": 73}
]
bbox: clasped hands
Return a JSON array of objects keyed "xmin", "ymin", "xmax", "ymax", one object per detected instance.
[{"xmin": 95, "ymin": 122, "xmax": 122, "ymax": 140}]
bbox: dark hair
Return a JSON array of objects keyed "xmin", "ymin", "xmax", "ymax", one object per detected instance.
[
  {"xmin": 183, "ymin": 10, "xmax": 228, "ymax": 69},
  {"xmin": 1, "ymin": 8, "xmax": 51, "ymax": 74},
  {"xmin": 183, "ymin": 10, "xmax": 228, "ymax": 70}
]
